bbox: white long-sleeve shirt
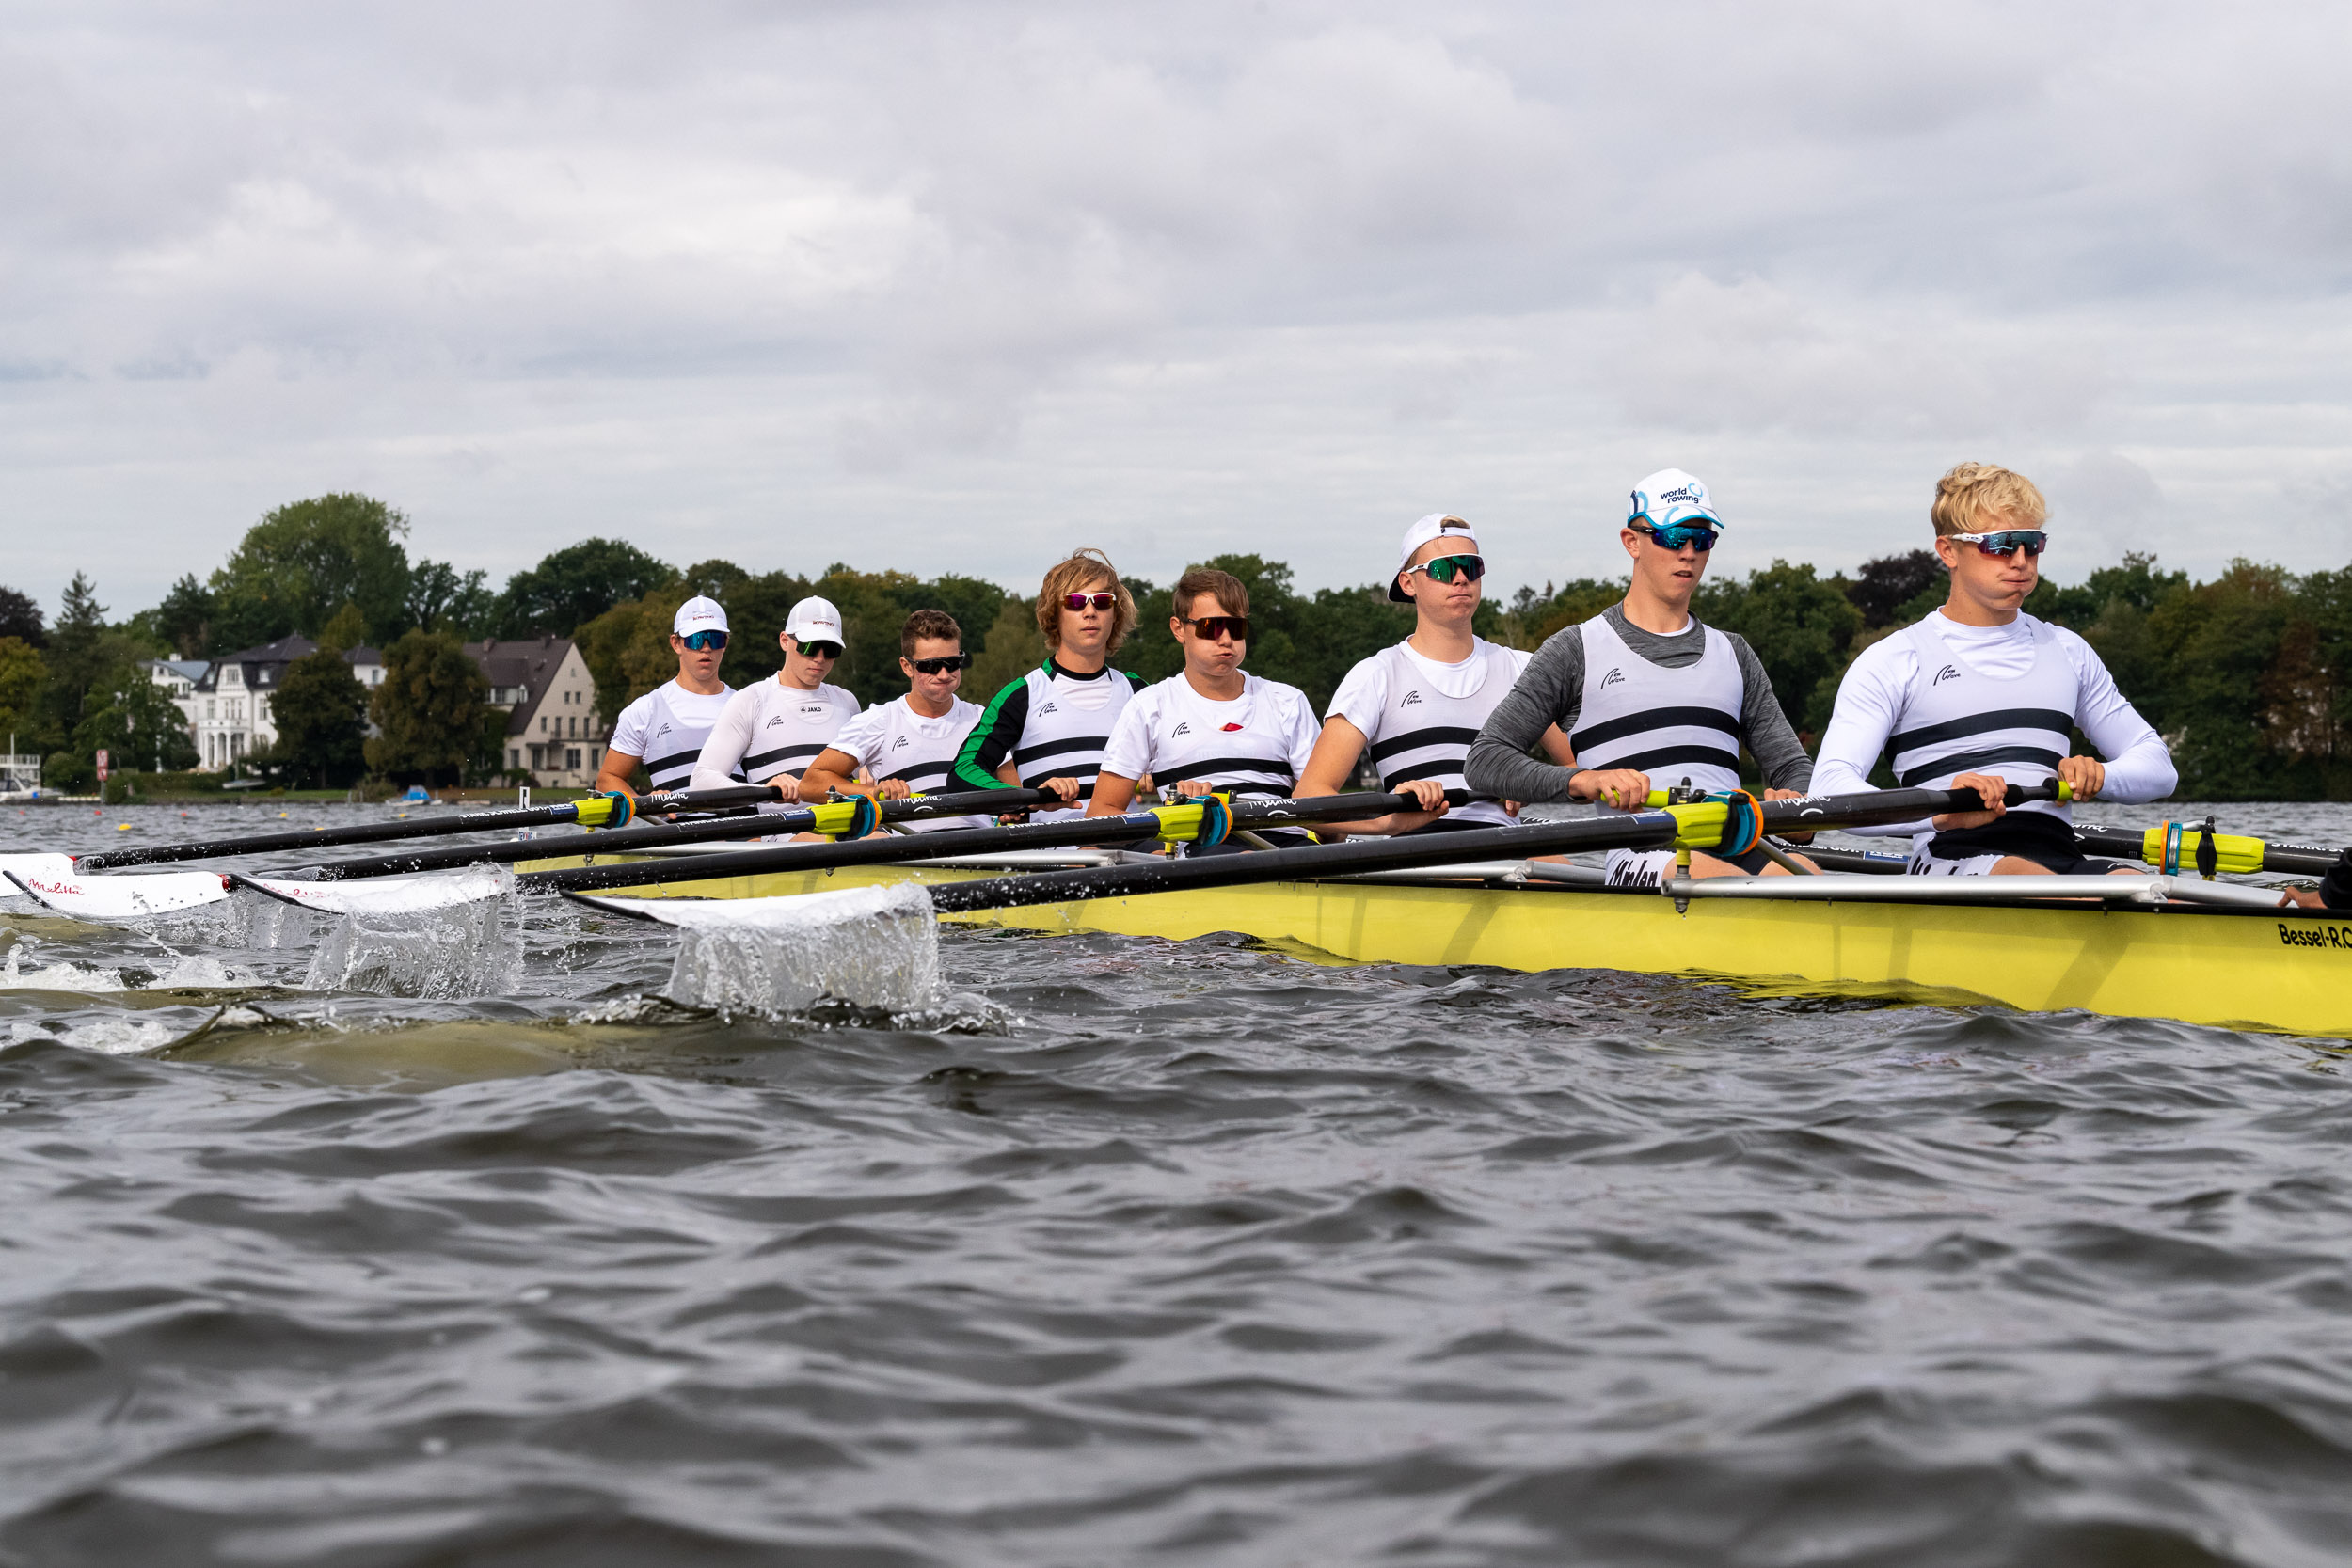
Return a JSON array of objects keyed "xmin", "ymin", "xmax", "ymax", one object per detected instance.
[
  {"xmin": 689, "ymin": 678, "xmax": 862, "ymax": 791},
  {"xmin": 1814, "ymin": 610, "xmax": 2176, "ymax": 838}
]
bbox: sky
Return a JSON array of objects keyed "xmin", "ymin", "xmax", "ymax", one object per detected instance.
[{"xmin": 4, "ymin": 1, "xmax": 2350, "ymax": 618}]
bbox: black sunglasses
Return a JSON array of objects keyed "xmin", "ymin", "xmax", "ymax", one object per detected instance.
[
  {"xmin": 1183, "ymin": 614, "xmax": 1250, "ymax": 642},
  {"xmin": 907, "ymin": 652, "xmax": 973, "ymax": 674},
  {"xmin": 796, "ymin": 639, "xmax": 844, "ymax": 660}
]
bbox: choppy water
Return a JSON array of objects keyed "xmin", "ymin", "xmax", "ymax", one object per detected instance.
[{"xmin": 7, "ymin": 799, "xmax": 2352, "ymax": 1567}]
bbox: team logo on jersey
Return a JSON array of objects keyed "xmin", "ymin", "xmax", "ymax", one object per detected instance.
[
  {"xmin": 1038, "ymin": 702, "xmax": 1057, "ymax": 716},
  {"xmin": 1172, "ymin": 721, "xmax": 1191, "ymax": 736},
  {"xmin": 1932, "ymin": 664, "xmax": 1962, "ymax": 686},
  {"xmin": 765, "ymin": 714, "xmax": 787, "ymax": 728},
  {"xmin": 654, "ymin": 723, "xmax": 672, "ymax": 738},
  {"xmin": 891, "ymin": 736, "xmax": 909, "ymax": 750},
  {"xmin": 1400, "ymin": 690, "xmax": 1422, "ymax": 707},
  {"xmin": 1601, "ymin": 667, "xmax": 1625, "ymax": 689}
]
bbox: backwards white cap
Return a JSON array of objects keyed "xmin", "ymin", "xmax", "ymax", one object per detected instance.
[
  {"xmin": 783, "ymin": 595, "xmax": 844, "ymax": 645},
  {"xmin": 673, "ymin": 594, "xmax": 729, "ymax": 637},
  {"xmin": 1627, "ymin": 468, "xmax": 1724, "ymax": 531},
  {"xmin": 1388, "ymin": 513, "xmax": 1481, "ymax": 603}
]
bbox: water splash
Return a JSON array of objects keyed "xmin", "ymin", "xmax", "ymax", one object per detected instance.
[
  {"xmin": 652, "ymin": 882, "xmax": 940, "ymax": 1014},
  {"xmin": 302, "ymin": 887, "xmax": 524, "ymax": 999}
]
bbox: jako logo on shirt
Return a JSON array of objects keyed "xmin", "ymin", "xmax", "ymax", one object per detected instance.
[
  {"xmin": 1400, "ymin": 690, "xmax": 1422, "ymax": 707},
  {"xmin": 1171, "ymin": 721, "xmax": 1191, "ymax": 736},
  {"xmin": 1933, "ymin": 664, "xmax": 1962, "ymax": 686},
  {"xmin": 1600, "ymin": 667, "xmax": 1625, "ymax": 689}
]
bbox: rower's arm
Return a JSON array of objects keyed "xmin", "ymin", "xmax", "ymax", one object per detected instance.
[
  {"xmin": 1464, "ymin": 628, "xmax": 1586, "ymax": 802},
  {"xmin": 2063, "ymin": 633, "xmax": 2177, "ymax": 802},
  {"xmin": 1726, "ymin": 636, "xmax": 1816, "ymax": 792},
  {"xmin": 1811, "ymin": 640, "xmax": 1916, "ymax": 831},
  {"xmin": 1087, "ymin": 773, "xmax": 1140, "ymax": 816},
  {"xmin": 950, "ymin": 677, "xmax": 1031, "ymax": 792},
  {"xmin": 593, "ymin": 747, "xmax": 643, "ymax": 797},
  {"xmin": 687, "ymin": 694, "xmax": 755, "ymax": 792},
  {"xmin": 1295, "ymin": 717, "xmax": 1441, "ymax": 838},
  {"xmin": 799, "ymin": 746, "xmax": 878, "ymax": 802}
]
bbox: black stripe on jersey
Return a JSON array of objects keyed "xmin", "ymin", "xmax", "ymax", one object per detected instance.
[
  {"xmin": 1602, "ymin": 742, "xmax": 1742, "ymax": 777},
  {"xmin": 1013, "ymin": 735, "xmax": 1112, "ymax": 767},
  {"xmin": 1163, "ymin": 753, "xmax": 1296, "ymax": 783},
  {"xmin": 742, "ymin": 741, "xmax": 832, "ymax": 773},
  {"xmin": 1367, "ymin": 725, "xmax": 1481, "ymax": 765},
  {"xmin": 642, "ymin": 747, "xmax": 707, "ymax": 778},
  {"xmin": 882, "ymin": 763, "xmax": 953, "ymax": 786},
  {"xmin": 1888, "ymin": 707, "xmax": 2074, "ymax": 752},
  {"xmin": 1898, "ymin": 744, "xmax": 2064, "ymax": 787},
  {"xmin": 1380, "ymin": 758, "xmax": 1468, "ymax": 786},
  {"xmin": 1570, "ymin": 705, "xmax": 1740, "ymax": 752}
]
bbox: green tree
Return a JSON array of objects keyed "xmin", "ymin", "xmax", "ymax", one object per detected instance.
[
  {"xmin": 1693, "ymin": 561, "xmax": 1865, "ymax": 734},
  {"xmin": 73, "ymin": 667, "xmax": 199, "ymax": 775},
  {"xmin": 40, "ymin": 572, "xmax": 115, "ymax": 739},
  {"xmin": 1846, "ymin": 551, "xmax": 1944, "ymax": 628},
  {"xmin": 406, "ymin": 560, "xmax": 495, "ymax": 637},
  {"xmin": 210, "ymin": 494, "xmax": 416, "ymax": 649},
  {"xmin": 149, "ymin": 574, "xmax": 217, "ymax": 657},
  {"xmin": 491, "ymin": 539, "xmax": 674, "ymax": 639},
  {"xmin": 266, "ymin": 645, "xmax": 370, "ymax": 786},
  {"xmin": 0, "ymin": 585, "xmax": 46, "ymax": 647},
  {"xmin": 367, "ymin": 628, "xmax": 492, "ymax": 785},
  {"xmin": 964, "ymin": 595, "xmax": 1046, "ymax": 699},
  {"xmin": 0, "ymin": 637, "xmax": 46, "ymax": 747},
  {"xmin": 2147, "ymin": 561, "xmax": 2293, "ymax": 800}
]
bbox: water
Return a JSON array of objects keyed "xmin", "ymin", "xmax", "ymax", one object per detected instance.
[{"xmin": 6, "ymin": 799, "xmax": 2352, "ymax": 1566}]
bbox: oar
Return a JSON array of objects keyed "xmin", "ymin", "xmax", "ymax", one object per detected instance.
[
  {"xmin": 307, "ymin": 787, "xmax": 1057, "ymax": 879},
  {"xmin": 913, "ymin": 783, "xmax": 2069, "ymax": 915},
  {"xmin": 530, "ymin": 791, "xmax": 1421, "ymax": 895},
  {"xmin": 2074, "ymin": 819, "xmax": 2344, "ymax": 879},
  {"xmin": 65, "ymin": 784, "xmax": 790, "ymax": 870}
]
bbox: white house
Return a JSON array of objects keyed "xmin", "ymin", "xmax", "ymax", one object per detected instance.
[{"xmin": 158, "ymin": 638, "xmax": 386, "ymax": 773}]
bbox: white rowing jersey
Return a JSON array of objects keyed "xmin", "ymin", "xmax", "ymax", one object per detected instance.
[
  {"xmin": 1327, "ymin": 638, "xmax": 1531, "ymax": 828},
  {"xmin": 608, "ymin": 679, "xmax": 737, "ymax": 791},
  {"xmin": 1569, "ymin": 613, "xmax": 1744, "ymax": 794},
  {"xmin": 825, "ymin": 694, "xmax": 987, "ymax": 832},
  {"xmin": 952, "ymin": 659, "xmax": 1149, "ymax": 822},
  {"xmin": 1100, "ymin": 673, "xmax": 1319, "ymax": 800},
  {"xmin": 689, "ymin": 678, "xmax": 863, "ymax": 790}
]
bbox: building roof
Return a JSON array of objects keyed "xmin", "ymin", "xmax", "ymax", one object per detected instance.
[
  {"xmin": 195, "ymin": 637, "xmax": 384, "ymax": 692},
  {"xmin": 462, "ymin": 635, "xmax": 580, "ymax": 737},
  {"xmin": 148, "ymin": 659, "xmax": 210, "ymax": 682}
]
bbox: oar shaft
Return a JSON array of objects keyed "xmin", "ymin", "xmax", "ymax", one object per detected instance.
[
  {"xmin": 2072, "ymin": 823, "xmax": 2342, "ymax": 879},
  {"xmin": 925, "ymin": 784, "xmax": 2054, "ymax": 914},
  {"xmin": 309, "ymin": 788, "xmax": 1059, "ymax": 879},
  {"xmin": 524, "ymin": 791, "xmax": 1418, "ymax": 894}
]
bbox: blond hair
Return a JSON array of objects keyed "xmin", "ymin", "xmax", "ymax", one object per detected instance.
[
  {"xmin": 1931, "ymin": 463, "xmax": 2047, "ymax": 537},
  {"xmin": 1035, "ymin": 547, "xmax": 1137, "ymax": 655}
]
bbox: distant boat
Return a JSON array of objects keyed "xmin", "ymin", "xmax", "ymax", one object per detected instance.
[{"xmin": 401, "ymin": 785, "xmax": 433, "ymax": 805}]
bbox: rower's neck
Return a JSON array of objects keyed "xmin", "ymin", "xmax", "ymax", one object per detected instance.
[
  {"xmin": 1618, "ymin": 583, "xmax": 1694, "ymax": 637},
  {"xmin": 779, "ymin": 668, "xmax": 822, "ymax": 692},
  {"xmin": 675, "ymin": 669, "xmax": 726, "ymax": 697},
  {"xmin": 1054, "ymin": 647, "xmax": 1107, "ymax": 676},
  {"xmin": 1183, "ymin": 664, "xmax": 1246, "ymax": 701},
  {"xmin": 1406, "ymin": 613, "xmax": 1476, "ymax": 663},
  {"xmin": 1937, "ymin": 594, "xmax": 2021, "ymax": 629},
  {"xmin": 906, "ymin": 689, "xmax": 954, "ymax": 720}
]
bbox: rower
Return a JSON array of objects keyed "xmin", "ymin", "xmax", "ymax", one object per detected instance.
[
  {"xmin": 951, "ymin": 547, "xmax": 1150, "ymax": 820},
  {"xmin": 594, "ymin": 595, "xmax": 739, "ymax": 797},
  {"xmin": 1812, "ymin": 462, "xmax": 2177, "ymax": 875},
  {"xmin": 689, "ymin": 595, "xmax": 863, "ymax": 800},
  {"xmin": 1087, "ymin": 566, "xmax": 1319, "ymax": 846},
  {"xmin": 1463, "ymin": 468, "xmax": 1819, "ymax": 884},
  {"xmin": 1295, "ymin": 514, "xmax": 1575, "ymax": 834},
  {"xmin": 799, "ymin": 610, "xmax": 988, "ymax": 832}
]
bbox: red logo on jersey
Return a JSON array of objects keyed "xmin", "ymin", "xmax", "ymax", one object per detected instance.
[{"xmin": 1220, "ymin": 722, "xmax": 1244, "ymax": 731}]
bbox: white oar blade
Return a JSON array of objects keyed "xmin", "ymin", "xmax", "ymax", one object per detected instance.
[
  {"xmin": 235, "ymin": 865, "xmax": 510, "ymax": 916},
  {"xmin": 568, "ymin": 882, "xmax": 939, "ymax": 1013},
  {"xmin": 0, "ymin": 854, "xmax": 76, "ymax": 895},
  {"xmin": 5, "ymin": 868, "xmax": 230, "ymax": 922}
]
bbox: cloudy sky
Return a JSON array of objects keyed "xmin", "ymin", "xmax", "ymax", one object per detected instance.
[{"xmin": 5, "ymin": 1, "xmax": 2349, "ymax": 616}]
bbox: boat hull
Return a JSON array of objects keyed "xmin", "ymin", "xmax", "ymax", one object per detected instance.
[{"xmin": 525, "ymin": 853, "xmax": 2352, "ymax": 1038}]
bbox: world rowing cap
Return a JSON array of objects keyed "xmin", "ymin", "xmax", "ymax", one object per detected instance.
[
  {"xmin": 1388, "ymin": 513, "xmax": 1481, "ymax": 603},
  {"xmin": 1627, "ymin": 469, "xmax": 1724, "ymax": 531},
  {"xmin": 673, "ymin": 595, "xmax": 729, "ymax": 637},
  {"xmin": 784, "ymin": 595, "xmax": 844, "ymax": 645}
]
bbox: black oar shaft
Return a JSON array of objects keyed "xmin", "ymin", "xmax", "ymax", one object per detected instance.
[
  {"xmin": 313, "ymin": 788, "xmax": 1057, "ymax": 879},
  {"xmin": 69, "ymin": 783, "xmax": 787, "ymax": 870},
  {"xmin": 926, "ymin": 784, "xmax": 2050, "ymax": 914},
  {"xmin": 525, "ymin": 792, "xmax": 1418, "ymax": 894}
]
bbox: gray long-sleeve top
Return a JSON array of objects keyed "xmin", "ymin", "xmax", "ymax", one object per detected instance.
[{"xmin": 1463, "ymin": 603, "xmax": 1815, "ymax": 801}]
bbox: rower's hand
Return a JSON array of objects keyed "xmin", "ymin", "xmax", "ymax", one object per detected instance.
[
  {"xmin": 770, "ymin": 776, "xmax": 803, "ymax": 803},
  {"xmin": 1571, "ymin": 768, "xmax": 1650, "ymax": 810},
  {"xmin": 1932, "ymin": 772, "xmax": 2006, "ymax": 832},
  {"xmin": 1502, "ymin": 800, "xmax": 1522, "ymax": 817},
  {"xmin": 1041, "ymin": 776, "xmax": 1083, "ymax": 803},
  {"xmin": 1171, "ymin": 779, "xmax": 1216, "ymax": 799},
  {"xmin": 2058, "ymin": 755, "xmax": 2106, "ymax": 800},
  {"xmin": 875, "ymin": 778, "xmax": 914, "ymax": 801},
  {"xmin": 2280, "ymin": 886, "xmax": 2327, "ymax": 910},
  {"xmin": 1398, "ymin": 779, "xmax": 1448, "ymax": 814},
  {"xmin": 1762, "ymin": 787, "xmax": 1816, "ymax": 844}
]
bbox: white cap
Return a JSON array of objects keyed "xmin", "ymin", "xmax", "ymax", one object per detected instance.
[
  {"xmin": 1388, "ymin": 513, "xmax": 1481, "ymax": 603},
  {"xmin": 784, "ymin": 595, "xmax": 844, "ymax": 645},
  {"xmin": 1627, "ymin": 469, "xmax": 1724, "ymax": 531},
  {"xmin": 673, "ymin": 594, "xmax": 729, "ymax": 637}
]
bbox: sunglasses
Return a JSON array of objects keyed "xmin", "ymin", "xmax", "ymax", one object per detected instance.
[
  {"xmin": 1183, "ymin": 614, "xmax": 1250, "ymax": 642},
  {"xmin": 678, "ymin": 629, "xmax": 728, "ymax": 651},
  {"xmin": 907, "ymin": 652, "xmax": 973, "ymax": 674},
  {"xmin": 1403, "ymin": 553, "xmax": 1486, "ymax": 586},
  {"xmin": 1062, "ymin": 592, "xmax": 1120, "ymax": 613},
  {"xmin": 1951, "ymin": 530, "xmax": 2048, "ymax": 558},
  {"xmin": 795, "ymin": 639, "xmax": 844, "ymax": 660},
  {"xmin": 1634, "ymin": 522, "xmax": 1720, "ymax": 552}
]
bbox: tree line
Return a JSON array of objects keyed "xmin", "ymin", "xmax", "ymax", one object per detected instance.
[{"xmin": 3, "ymin": 491, "xmax": 2349, "ymax": 799}]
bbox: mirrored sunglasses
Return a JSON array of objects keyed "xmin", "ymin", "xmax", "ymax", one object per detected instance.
[
  {"xmin": 797, "ymin": 639, "xmax": 844, "ymax": 659},
  {"xmin": 1635, "ymin": 523, "xmax": 1719, "ymax": 552},
  {"xmin": 1405, "ymin": 553, "xmax": 1486, "ymax": 585},
  {"xmin": 679, "ymin": 629, "xmax": 728, "ymax": 651},
  {"xmin": 1183, "ymin": 615, "xmax": 1250, "ymax": 642},
  {"xmin": 1062, "ymin": 592, "xmax": 1119, "ymax": 612},
  {"xmin": 1951, "ymin": 530, "xmax": 2048, "ymax": 558}
]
